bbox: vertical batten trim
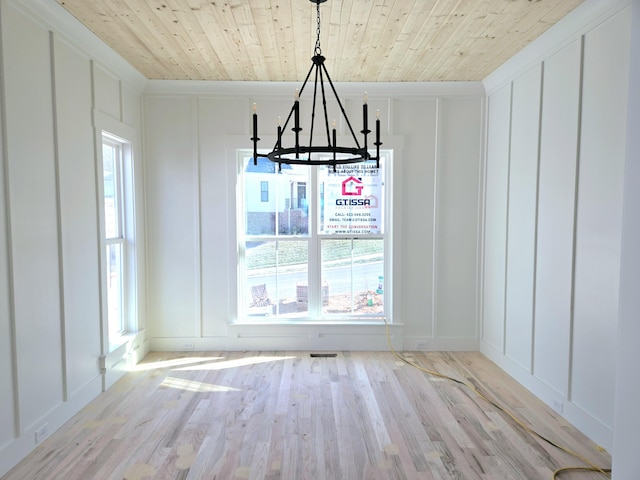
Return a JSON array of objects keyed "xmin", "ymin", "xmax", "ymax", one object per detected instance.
[
  {"xmin": 431, "ymin": 98, "xmax": 440, "ymax": 338},
  {"xmin": 193, "ymin": 98, "xmax": 203, "ymax": 337},
  {"xmin": 502, "ymin": 82, "xmax": 514, "ymax": 355},
  {"xmin": 118, "ymin": 79, "xmax": 124, "ymax": 124},
  {"xmin": 479, "ymin": 95, "xmax": 490, "ymax": 345},
  {"xmin": 49, "ymin": 30, "xmax": 69, "ymax": 402},
  {"xmin": 90, "ymin": 61, "xmax": 108, "ymax": 362},
  {"xmin": 0, "ymin": 0, "xmax": 21, "ymax": 436},
  {"xmin": 567, "ymin": 35, "xmax": 586, "ymax": 404},
  {"xmin": 475, "ymin": 96, "xmax": 487, "ymax": 341},
  {"xmin": 530, "ymin": 61, "xmax": 545, "ymax": 376},
  {"xmin": 124, "ymin": 142, "xmax": 139, "ymax": 335}
]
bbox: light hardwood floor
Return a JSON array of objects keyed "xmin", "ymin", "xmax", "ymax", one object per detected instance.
[{"xmin": 3, "ymin": 351, "xmax": 611, "ymax": 480}]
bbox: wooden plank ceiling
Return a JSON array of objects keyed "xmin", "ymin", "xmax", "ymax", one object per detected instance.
[{"xmin": 55, "ymin": 0, "xmax": 584, "ymax": 82}]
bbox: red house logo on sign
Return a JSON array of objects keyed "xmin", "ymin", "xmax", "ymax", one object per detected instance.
[{"xmin": 341, "ymin": 176, "xmax": 364, "ymax": 196}]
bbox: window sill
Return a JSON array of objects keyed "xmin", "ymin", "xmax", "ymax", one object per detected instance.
[
  {"xmin": 108, "ymin": 331, "xmax": 142, "ymax": 354},
  {"xmin": 231, "ymin": 318, "xmax": 402, "ymax": 327}
]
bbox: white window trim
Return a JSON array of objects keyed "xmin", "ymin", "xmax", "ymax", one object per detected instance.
[
  {"xmin": 98, "ymin": 131, "xmax": 138, "ymax": 350},
  {"xmin": 236, "ymin": 149, "xmax": 393, "ymax": 324}
]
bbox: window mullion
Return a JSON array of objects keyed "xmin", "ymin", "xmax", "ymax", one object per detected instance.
[{"xmin": 308, "ymin": 166, "xmax": 321, "ymax": 317}]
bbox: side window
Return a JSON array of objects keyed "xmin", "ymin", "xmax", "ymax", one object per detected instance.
[{"xmin": 101, "ymin": 133, "xmax": 136, "ymax": 344}]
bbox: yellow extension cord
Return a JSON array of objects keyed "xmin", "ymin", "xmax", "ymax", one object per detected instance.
[{"xmin": 383, "ymin": 320, "xmax": 612, "ymax": 479}]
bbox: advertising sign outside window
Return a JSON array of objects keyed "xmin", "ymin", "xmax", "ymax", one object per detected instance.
[{"xmin": 320, "ymin": 162, "xmax": 384, "ymax": 235}]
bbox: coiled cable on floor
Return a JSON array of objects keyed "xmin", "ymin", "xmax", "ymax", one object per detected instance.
[{"xmin": 383, "ymin": 319, "xmax": 611, "ymax": 479}]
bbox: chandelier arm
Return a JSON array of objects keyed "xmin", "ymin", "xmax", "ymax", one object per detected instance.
[
  {"xmin": 319, "ymin": 62, "xmax": 365, "ymax": 155},
  {"xmin": 307, "ymin": 63, "xmax": 321, "ymax": 162},
  {"xmin": 318, "ymin": 63, "xmax": 332, "ymax": 148},
  {"xmin": 271, "ymin": 103, "xmax": 296, "ymax": 153},
  {"xmin": 297, "ymin": 57, "xmax": 316, "ymax": 99}
]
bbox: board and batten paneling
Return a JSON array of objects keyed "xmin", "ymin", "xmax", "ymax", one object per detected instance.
[
  {"xmin": 435, "ymin": 98, "xmax": 482, "ymax": 339},
  {"xmin": 571, "ymin": 7, "xmax": 631, "ymax": 429},
  {"xmin": 504, "ymin": 65, "xmax": 541, "ymax": 372},
  {"xmin": 481, "ymin": 0, "xmax": 632, "ymax": 451},
  {"xmin": 482, "ymin": 84, "xmax": 511, "ymax": 353},
  {"xmin": 143, "ymin": 86, "xmax": 483, "ymax": 350},
  {"xmin": 0, "ymin": 0, "xmax": 146, "ymax": 476},
  {"xmin": 145, "ymin": 96, "xmax": 201, "ymax": 339},
  {"xmin": 2, "ymin": 1, "xmax": 65, "ymax": 430},
  {"xmin": 532, "ymin": 39, "xmax": 582, "ymax": 397}
]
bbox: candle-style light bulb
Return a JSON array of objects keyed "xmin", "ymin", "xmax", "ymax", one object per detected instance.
[
  {"xmin": 294, "ymin": 89, "xmax": 300, "ymax": 158},
  {"xmin": 332, "ymin": 119, "xmax": 337, "ymax": 170},
  {"xmin": 375, "ymin": 109, "xmax": 381, "ymax": 168},
  {"xmin": 362, "ymin": 92, "xmax": 369, "ymax": 153},
  {"xmin": 277, "ymin": 115, "xmax": 282, "ymax": 149},
  {"xmin": 252, "ymin": 102, "xmax": 259, "ymax": 165}
]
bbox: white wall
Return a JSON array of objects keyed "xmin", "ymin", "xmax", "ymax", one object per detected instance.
[
  {"xmin": 143, "ymin": 83, "xmax": 484, "ymax": 352},
  {"xmin": 481, "ymin": 0, "xmax": 632, "ymax": 451},
  {"xmin": 0, "ymin": 0, "xmax": 147, "ymax": 475},
  {"xmin": 612, "ymin": 1, "xmax": 640, "ymax": 478}
]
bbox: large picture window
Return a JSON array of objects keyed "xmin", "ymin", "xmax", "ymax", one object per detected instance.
[{"xmin": 238, "ymin": 151, "xmax": 391, "ymax": 321}]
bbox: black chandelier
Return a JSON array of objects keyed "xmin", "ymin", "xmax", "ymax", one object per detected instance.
[{"xmin": 251, "ymin": 0, "xmax": 382, "ymax": 171}]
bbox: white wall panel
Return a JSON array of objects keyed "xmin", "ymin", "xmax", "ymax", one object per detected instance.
[
  {"xmin": 2, "ymin": 1, "xmax": 65, "ymax": 429},
  {"xmin": 612, "ymin": 2, "xmax": 640, "ymax": 476},
  {"xmin": 571, "ymin": 9, "xmax": 630, "ymax": 427},
  {"xmin": 145, "ymin": 97, "xmax": 200, "ymax": 338},
  {"xmin": 52, "ymin": 37, "xmax": 102, "ymax": 396},
  {"xmin": 197, "ymin": 97, "xmax": 245, "ymax": 335},
  {"xmin": 93, "ymin": 64, "xmax": 121, "ymax": 121},
  {"xmin": 122, "ymin": 82, "xmax": 142, "ymax": 129},
  {"xmin": 482, "ymin": 84, "xmax": 511, "ymax": 352},
  {"xmin": 394, "ymin": 98, "xmax": 437, "ymax": 339},
  {"xmin": 0, "ymin": 60, "xmax": 16, "ymax": 449},
  {"xmin": 533, "ymin": 40, "xmax": 582, "ymax": 395},
  {"xmin": 435, "ymin": 98, "xmax": 482, "ymax": 338},
  {"xmin": 504, "ymin": 65, "xmax": 541, "ymax": 371}
]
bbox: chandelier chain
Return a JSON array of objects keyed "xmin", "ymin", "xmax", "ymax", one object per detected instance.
[{"xmin": 314, "ymin": 2, "xmax": 322, "ymax": 56}]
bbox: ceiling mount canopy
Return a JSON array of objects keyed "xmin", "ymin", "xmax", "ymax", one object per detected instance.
[{"xmin": 251, "ymin": 0, "xmax": 382, "ymax": 171}]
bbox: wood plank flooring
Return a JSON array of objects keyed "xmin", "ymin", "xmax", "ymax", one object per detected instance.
[{"xmin": 3, "ymin": 351, "xmax": 611, "ymax": 480}]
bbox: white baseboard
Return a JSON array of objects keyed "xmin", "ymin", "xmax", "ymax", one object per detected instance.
[
  {"xmin": 403, "ymin": 336, "xmax": 480, "ymax": 351},
  {"xmin": 148, "ymin": 326, "xmax": 480, "ymax": 353},
  {"xmin": 149, "ymin": 322, "xmax": 405, "ymax": 352}
]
